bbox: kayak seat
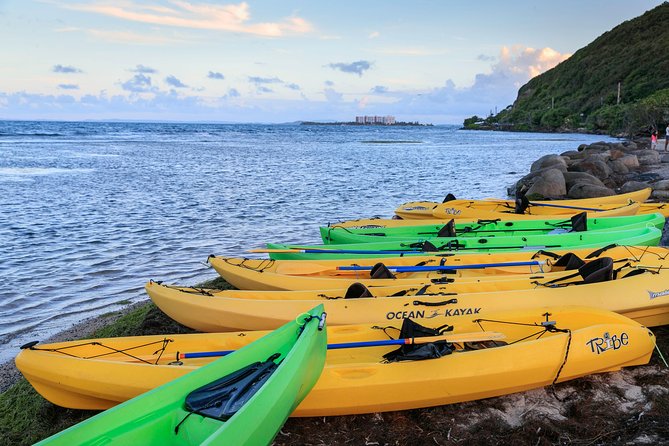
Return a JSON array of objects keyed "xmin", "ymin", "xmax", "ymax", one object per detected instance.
[
  {"xmin": 345, "ymin": 282, "xmax": 374, "ymax": 299},
  {"xmin": 437, "ymin": 219, "xmax": 456, "ymax": 238},
  {"xmin": 383, "ymin": 318, "xmax": 453, "ymax": 362},
  {"xmin": 185, "ymin": 354, "xmax": 280, "ymax": 421},
  {"xmin": 421, "ymin": 241, "xmax": 439, "ymax": 252},
  {"xmin": 442, "ymin": 193, "xmax": 456, "ymax": 203},
  {"xmin": 569, "ymin": 212, "xmax": 588, "ymax": 232},
  {"xmin": 552, "ymin": 253, "xmax": 586, "ymax": 270},
  {"xmin": 579, "ymin": 257, "xmax": 614, "ymax": 284},
  {"xmin": 515, "ymin": 195, "xmax": 530, "ymax": 214},
  {"xmin": 370, "ymin": 263, "xmax": 396, "ymax": 279}
]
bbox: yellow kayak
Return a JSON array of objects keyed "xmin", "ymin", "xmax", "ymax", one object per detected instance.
[
  {"xmin": 148, "ymin": 256, "xmax": 669, "ymax": 331},
  {"xmin": 16, "ymin": 307, "xmax": 655, "ymax": 415},
  {"xmin": 395, "ymin": 188, "xmax": 651, "ymax": 219},
  {"xmin": 207, "ymin": 245, "xmax": 669, "ymax": 291}
]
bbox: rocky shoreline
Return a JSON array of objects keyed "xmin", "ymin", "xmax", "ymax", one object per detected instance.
[{"xmin": 512, "ymin": 138, "xmax": 669, "ymax": 200}]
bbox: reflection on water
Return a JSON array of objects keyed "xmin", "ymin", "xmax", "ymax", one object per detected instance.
[{"xmin": 0, "ymin": 120, "xmax": 617, "ymax": 362}]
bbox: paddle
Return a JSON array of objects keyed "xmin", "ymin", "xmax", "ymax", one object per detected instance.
[
  {"xmin": 337, "ymin": 260, "xmax": 546, "ymax": 273},
  {"xmin": 178, "ymin": 331, "xmax": 506, "ymax": 359},
  {"xmin": 274, "ymin": 259, "xmax": 548, "ymax": 275}
]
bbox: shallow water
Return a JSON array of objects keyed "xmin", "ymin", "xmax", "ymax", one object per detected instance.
[{"xmin": 0, "ymin": 121, "xmax": 616, "ymax": 363}]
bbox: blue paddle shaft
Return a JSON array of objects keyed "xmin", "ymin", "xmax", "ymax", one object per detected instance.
[{"xmin": 338, "ymin": 260, "xmax": 542, "ymax": 272}]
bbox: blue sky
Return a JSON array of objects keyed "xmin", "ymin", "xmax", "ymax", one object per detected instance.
[{"xmin": 0, "ymin": 0, "xmax": 662, "ymax": 123}]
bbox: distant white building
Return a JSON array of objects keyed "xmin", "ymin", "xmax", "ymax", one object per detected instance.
[{"xmin": 356, "ymin": 115, "xmax": 396, "ymax": 125}]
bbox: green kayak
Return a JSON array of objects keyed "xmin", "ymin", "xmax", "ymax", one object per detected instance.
[
  {"xmin": 264, "ymin": 227, "xmax": 662, "ymax": 260},
  {"xmin": 320, "ymin": 213, "xmax": 666, "ymax": 245},
  {"xmin": 36, "ymin": 306, "xmax": 327, "ymax": 446}
]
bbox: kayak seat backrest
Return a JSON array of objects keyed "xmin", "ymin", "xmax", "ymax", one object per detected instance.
[
  {"xmin": 515, "ymin": 195, "xmax": 530, "ymax": 214},
  {"xmin": 442, "ymin": 193, "xmax": 456, "ymax": 203},
  {"xmin": 383, "ymin": 318, "xmax": 453, "ymax": 362},
  {"xmin": 185, "ymin": 356, "xmax": 279, "ymax": 421},
  {"xmin": 345, "ymin": 282, "xmax": 373, "ymax": 299},
  {"xmin": 552, "ymin": 252, "xmax": 586, "ymax": 270},
  {"xmin": 370, "ymin": 262, "xmax": 396, "ymax": 279},
  {"xmin": 421, "ymin": 241, "xmax": 439, "ymax": 252},
  {"xmin": 579, "ymin": 257, "xmax": 614, "ymax": 284},
  {"xmin": 437, "ymin": 219, "xmax": 456, "ymax": 238},
  {"xmin": 569, "ymin": 212, "xmax": 588, "ymax": 232}
]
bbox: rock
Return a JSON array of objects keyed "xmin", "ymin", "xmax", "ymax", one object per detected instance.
[
  {"xmin": 651, "ymin": 180, "xmax": 669, "ymax": 191},
  {"xmin": 661, "ymin": 154, "xmax": 669, "ymax": 163},
  {"xmin": 619, "ymin": 181, "xmax": 650, "ymax": 194},
  {"xmin": 577, "ymin": 144, "xmax": 588, "ymax": 151},
  {"xmin": 586, "ymin": 152, "xmax": 611, "ymax": 163},
  {"xmin": 623, "ymin": 141, "xmax": 638, "ymax": 150},
  {"xmin": 587, "ymin": 142, "xmax": 612, "ymax": 151},
  {"xmin": 524, "ymin": 168, "xmax": 567, "ymax": 199},
  {"xmin": 608, "ymin": 159, "xmax": 629, "ymax": 174},
  {"xmin": 563, "ymin": 171, "xmax": 606, "ymax": 190},
  {"xmin": 635, "ymin": 150, "xmax": 661, "ymax": 166},
  {"xmin": 560, "ymin": 150, "xmax": 586, "ymax": 159},
  {"xmin": 567, "ymin": 183, "xmax": 615, "ymax": 199},
  {"xmin": 651, "ymin": 190, "xmax": 669, "ymax": 200},
  {"xmin": 618, "ymin": 154, "xmax": 640, "ymax": 169},
  {"xmin": 630, "ymin": 172, "xmax": 662, "ymax": 183},
  {"xmin": 569, "ymin": 159, "xmax": 612, "ymax": 179},
  {"xmin": 530, "ymin": 154, "xmax": 567, "ymax": 173},
  {"xmin": 609, "ymin": 149, "xmax": 625, "ymax": 160}
]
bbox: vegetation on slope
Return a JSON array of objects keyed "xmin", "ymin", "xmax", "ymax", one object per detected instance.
[{"xmin": 466, "ymin": 3, "xmax": 669, "ymax": 135}]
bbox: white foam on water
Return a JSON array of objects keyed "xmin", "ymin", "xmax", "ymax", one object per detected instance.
[{"xmin": 0, "ymin": 167, "xmax": 95, "ymax": 176}]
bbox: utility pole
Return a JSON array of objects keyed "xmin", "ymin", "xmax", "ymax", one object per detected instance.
[
  {"xmin": 551, "ymin": 97, "xmax": 554, "ymax": 109},
  {"xmin": 617, "ymin": 82, "xmax": 621, "ymax": 105}
]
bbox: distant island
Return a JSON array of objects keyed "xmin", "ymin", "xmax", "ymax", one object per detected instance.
[{"xmin": 301, "ymin": 116, "xmax": 432, "ymax": 126}]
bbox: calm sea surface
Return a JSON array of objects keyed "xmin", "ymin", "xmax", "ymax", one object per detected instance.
[{"xmin": 0, "ymin": 121, "xmax": 617, "ymax": 363}]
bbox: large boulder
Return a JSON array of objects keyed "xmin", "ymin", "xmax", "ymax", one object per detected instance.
[
  {"xmin": 524, "ymin": 168, "xmax": 567, "ymax": 199},
  {"xmin": 622, "ymin": 141, "xmax": 638, "ymax": 151},
  {"xmin": 608, "ymin": 159, "xmax": 629, "ymax": 174},
  {"xmin": 651, "ymin": 179, "xmax": 669, "ymax": 191},
  {"xmin": 563, "ymin": 171, "xmax": 606, "ymax": 190},
  {"xmin": 618, "ymin": 154, "xmax": 640, "ymax": 169},
  {"xmin": 608, "ymin": 149, "xmax": 626, "ymax": 161},
  {"xmin": 619, "ymin": 181, "xmax": 650, "ymax": 194},
  {"xmin": 567, "ymin": 183, "xmax": 615, "ymax": 199},
  {"xmin": 569, "ymin": 159, "xmax": 612, "ymax": 179},
  {"xmin": 651, "ymin": 189, "xmax": 669, "ymax": 200},
  {"xmin": 635, "ymin": 150, "xmax": 661, "ymax": 166},
  {"xmin": 560, "ymin": 150, "xmax": 586, "ymax": 160},
  {"xmin": 530, "ymin": 154, "xmax": 568, "ymax": 173}
]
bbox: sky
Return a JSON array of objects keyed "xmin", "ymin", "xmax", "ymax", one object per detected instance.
[{"xmin": 0, "ymin": 0, "xmax": 664, "ymax": 124}]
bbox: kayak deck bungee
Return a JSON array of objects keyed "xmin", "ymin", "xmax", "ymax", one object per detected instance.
[
  {"xmin": 16, "ymin": 307, "xmax": 656, "ymax": 416},
  {"xmin": 207, "ymin": 245, "xmax": 669, "ymax": 291},
  {"xmin": 31, "ymin": 306, "xmax": 327, "ymax": 446},
  {"xmin": 394, "ymin": 188, "xmax": 652, "ymax": 219},
  {"xmin": 148, "ymin": 256, "xmax": 669, "ymax": 331},
  {"xmin": 320, "ymin": 213, "xmax": 666, "ymax": 245},
  {"xmin": 261, "ymin": 226, "xmax": 662, "ymax": 260}
]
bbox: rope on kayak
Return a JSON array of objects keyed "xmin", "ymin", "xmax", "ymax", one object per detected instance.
[
  {"xmin": 474, "ymin": 314, "xmax": 573, "ymax": 400},
  {"xmin": 221, "ymin": 257, "xmax": 276, "ymax": 272},
  {"xmin": 22, "ymin": 338, "xmax": 173, "ymax": 365}
]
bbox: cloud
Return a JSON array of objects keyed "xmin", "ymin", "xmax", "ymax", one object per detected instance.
[
  {"xmin": 377, "ymin": 47, "xmax": 447, "ymax": 56},
  {"xmin": 59, "ymin": 1, "xmax": 313, "ymax": 37},
  {"xmin": 58, "ymin": 84, "xmax": 79, "ymax": 90},
  {"xmin": 328, "ymin": 60, "xmax": 372, "ymax": 77},
  {"xmin": 368, "ymin": 31, "xmax": 380, "ymax": 39},
  {"xmin": 83, "ymin": 28, "xmax": 187, "ymax": 45},
  {"xmin": 131, "ymin": 64, "xmax": 157, "ymax": 74},
  {"xmin": 323, "ymin": 87, "xmax": 343, "ymax": 102},
  {"xmin": 226, "ymin": 88, "xmax": 240, "ymax": 98},
  {"xmin": 324, "ymin": 80, "xmax": 334, "ymax": 87},
  {"xmin": 248, "ymin": 76, "xmax": 283, "ymax": 85},
  {"xmin": 477, "ymin": 54, "xmax": 495, "ymax": 62},
  {"xmin": 208, "ymin": 71, "xmax": 225, "ymax": 80},
  {"xmin": 257, "ymin": 86, "xmax": 273, "ymax": 94},
  {"xmin": 120, "ymin": 73, "xmax": 155, "ymax": 93},
  {"xmin": 165, "ymin": 75, "xmax": 188, "ymax": 88},
  {"xmin": 370, "ymin": 85, "xmax": 388, "ymax": 94},
  {"xmin": 285, "ymin": 83, "xmax": 300, "ymax": 91},
  {"xmin": 53, "ymin": 64, "xmax": 82, "ymax": 73}
]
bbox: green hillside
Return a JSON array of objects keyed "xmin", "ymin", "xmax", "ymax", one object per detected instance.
[{"xmin": 470, "ymin": 2, "xmax": 669, "ymax": 135}]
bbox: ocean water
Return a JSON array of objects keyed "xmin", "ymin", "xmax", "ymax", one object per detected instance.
[{"xmin": 0, "ymin": 120, "xmax": 617, "ymax": 363}]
